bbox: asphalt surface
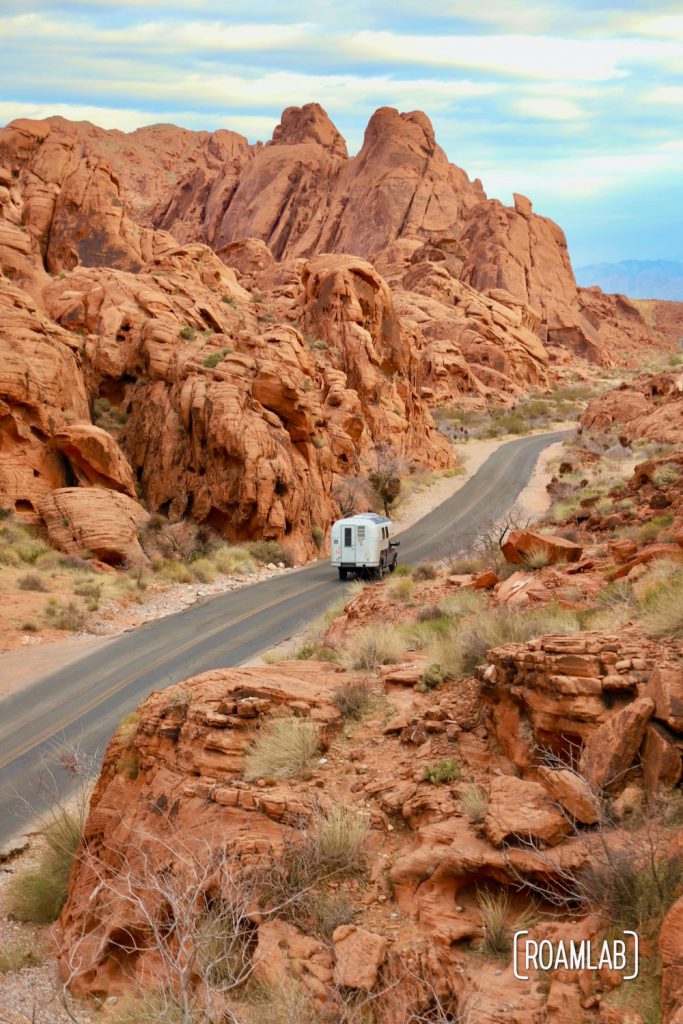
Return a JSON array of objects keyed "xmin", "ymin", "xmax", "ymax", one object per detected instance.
[{"xmin": 0, "ymin": 430, "xmax": 567, "ymax": 846}]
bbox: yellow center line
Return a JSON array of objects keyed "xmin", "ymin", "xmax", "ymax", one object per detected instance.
[{"xmin": 0, "ymin": 577, "xmax": 327, "ymax": 770}]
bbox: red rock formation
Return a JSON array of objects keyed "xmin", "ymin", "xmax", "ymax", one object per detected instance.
[
  {"xmin": 582, "ymin": 369, "xmax": 683, "ymax": 444},
  {"xmin": 0, "ymin": 102, "xmax": 677, "ymax": 561}
]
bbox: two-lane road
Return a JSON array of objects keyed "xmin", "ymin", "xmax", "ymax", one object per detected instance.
[{"xmin": 0, "ymin": 430, "xmax": 567, "ymax": 846}]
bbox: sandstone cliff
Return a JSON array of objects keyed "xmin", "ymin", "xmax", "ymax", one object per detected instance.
[{"xmin": 1, "ymin": 104, "xmax": 679, "ymax": 560}]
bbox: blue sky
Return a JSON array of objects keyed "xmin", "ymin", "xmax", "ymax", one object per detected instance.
[{"xmin": 1, "ymin": 1, "xmax": 681, "ymax": 266}]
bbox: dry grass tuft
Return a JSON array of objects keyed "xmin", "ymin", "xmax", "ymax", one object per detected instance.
[{"xmin": 244, "ymin": 718, "xmax": 319, "ymax": 780}]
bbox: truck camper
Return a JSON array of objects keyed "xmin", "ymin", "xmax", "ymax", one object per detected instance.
[{"xmin": 330, "ymin": 513, "xmax": 399, "ymax": 580}]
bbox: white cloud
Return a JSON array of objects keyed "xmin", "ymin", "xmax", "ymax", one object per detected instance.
[
  {"xmin": 345, "ymin": 29, "xmax": 683, "ymax": 82},
  {"xmin": 514, "ymin": 97, "xmax": 585, "ymax": 121},
  {"xmin": 644, "ymin": 86, "xmax": 683, "ymax": 106}
]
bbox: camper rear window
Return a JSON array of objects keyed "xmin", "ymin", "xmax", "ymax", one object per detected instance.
[{"xmin": 344, "ymin": 527, "xmax": 352, "ymax": 546}]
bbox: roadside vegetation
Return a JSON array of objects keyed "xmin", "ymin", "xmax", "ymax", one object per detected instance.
[
  {"xmin": 433, "ymin": 382, "xmax": 597, "ymax": 442},
  {"xmin": 0, "ymin": 510, "xmax": 295, "ymax": 646}
]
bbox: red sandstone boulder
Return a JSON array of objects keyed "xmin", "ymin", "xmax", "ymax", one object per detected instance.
[
  {"xmin": 332, "ymin": 925, "xmax": 388, "ymax": 992},
  {"xmin": 501, "ymin": 529, "xmax": 582, "ymax": 566},
  {"xmin": 484, "ymin": 775, "xmax": 572, "ymax": 847},
  {"xmin": 648, "ymin": 665, "xmax": 683, "ymax": 733},
  {"xmin": 537, "ymin": 766, "xmax": 599, "ymax": 825},
  {"xmin": 579, "ymin": 697, "xmax": 654, "ymax": 791},
  {"xmin": 51, "ymin": 424, "xmax": 135, "ymax": 496},
  {"xmin": 39, "ymin": 487, "xmax": 149, "ymax": 566}
]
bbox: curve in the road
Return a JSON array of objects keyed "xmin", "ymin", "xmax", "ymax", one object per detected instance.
[{"xmin": 0, "ymin": 430, "xmax": 568, "ymax": 844}]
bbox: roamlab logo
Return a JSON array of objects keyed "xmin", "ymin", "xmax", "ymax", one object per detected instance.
[{"xmin": 513, "ymin": 931, "xmax": 639, "ymax": 981}]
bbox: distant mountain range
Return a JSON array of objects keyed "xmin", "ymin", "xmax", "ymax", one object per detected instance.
[{"xmin": 575, "ymin": 260, "xmax": 683, "ymax": 301}]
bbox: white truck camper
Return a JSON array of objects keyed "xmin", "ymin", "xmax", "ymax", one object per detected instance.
[{"xmin": 330, "ymin": 513, "xmax": 400, "ymax": 580}]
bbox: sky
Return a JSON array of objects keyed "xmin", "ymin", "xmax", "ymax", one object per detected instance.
[{"xmin": 1, "ymin": 1, "xmax": 682, "ymax": 266}]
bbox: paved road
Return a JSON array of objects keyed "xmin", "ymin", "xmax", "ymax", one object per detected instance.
[{"xmin": 0, "ymin": 430, "xmax": 567, "ymax": 845}]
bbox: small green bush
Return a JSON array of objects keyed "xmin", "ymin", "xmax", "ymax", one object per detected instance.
[
  {"xmin": 244, "ymin": 718, "xmax": 319, "ymax": 780},
  {"xmin": 221, "ymin": 294, "xmax": 237, "ymax": 307},
  {"xmin": 652, "ymin": 465, "xmax": 680, "ymax": 486},
  {"xmin": 202, "ymin": 348, "xmax": 231, "ymax": 368},
  {"xmin": 179, "ymin": 325, "xmax": 196, "ymax": 341},
  {"xmin": 246, "ymin": 540, "xmax": 292, "ymax": 566},
  {"xmin": 6, "ymin": 811, "xmax": 84, "ymax": 923},
  {"xmin": 424, "ymin": 760, "xmax": 461, "ymax": 785}
]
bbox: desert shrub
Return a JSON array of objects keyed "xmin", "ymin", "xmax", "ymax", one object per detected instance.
[
  {"xmin": 478, "ymin": 888, "xmax": 512, "ymax": 958},
  {"xmin": 244, "ymin": 718, "xmax": 319, "ymax": 780},
  {"xmin": 415, "ymin": 603, "xmax": 447, "ymax": 623},
  {"xmin": 388, "ymin": 576, "xmax": 414, "ymax": 603},
  {"xmin": 652, "ymin": 464, "xmax": 680, "ymax": 486},
  {"xmin": 107, "ymin": 993, "xmax": 185, "ymax": 1024},
  {"xmin": 246, "ymin": 540, "xmax": 293, "ymax": 566},
  {"xmin": 60, "ymin": 552, "xmax": 95, "ymax": 573},
  {"xmin": 637, "ymin": 562, "xmax": 683, "ymax": 638},
  {"xmin": 347, "ymin": 624, "xmax": 408, "ymax": 670},
  {"xmin": 311, "ymin": 435, "xmax": 325, "ymax": 450},
  {"xmin": 6, "ymin": 811, "xmax": 84, "ymax": 923},
  {"xmin": 392, "ymin": 563, "xmax": 412, "ymax": 576},
  {"xmin": 522, "ymin": 545, "xmax": 552, "ymax": 570},
  {"xmin": 115, "ymin": 711, "xmax": 140, "ymax": 744},
  {"xmin": 179, "ymin": 325, "xmax": 196, "ymax": 341},
  {"xmin": 300, "ymin": 889, "xmax": 356, "ymax": 939},
  {"xmin": 638, "ymin": 520, "xmax": 661, "ymax": 544},
  {"xmin": 21, "ymin": 620, "xmax": 39, "ymax": 632},
  {"xmin": 302, "ymin": 804, "xmax": 369, "ymax": 878},
  {"xmin": 73, "ymin": 577, "xmax": 102, "ymax": 601},
  {"xmin": 0, "ymin": 939, "xmax": 48, "ymax": 974},
  {"xmin": 332, "ymin": 677, "xmax": 373, "ymax": 719},
  {"xmin": 424, "ymin": 760, "xmax": 461, "ymax": 784},
  {"xmin": 412, "ymin": 562, "xmax": 437, "ymax": 581},
  {"xmin": 190, "ymin": 557, "xmax": 218, "ymax": 583},
  {"xmin": 221, "ymin": 294, "xmax": 236, "ymax": 307},
  {"xmin": 202, "ymin": 348, "xmax": 230, "ymax": 368},
  {"xmin": 579, "ymin": 849, "xmax": 682, "ymax": 933},
  {"xmin": 246, "ymin": 980, "xmax": 315, "ymax": 1024},
  {"xmin": 17, "ymin": 572, "xmax": 47, "ymax": 591},
  {"xmin": 44, "ymin": 598, "xmax": 87, "ymax": 631},
  {"xmin": 311, "ymin": 524, "xmax": 325, "ymax": 549},
  {"xmin": 428, "ymin": 602, "xmax": 580, "ymax": 680},
  {"xmin": 460, "ymin": 782, "xmax": 488, "ymax": 823},
  {"xmin": 550, "ymin": 498, "xmax": 580, "ymax": 524},
  {"xmin": 418, "ymin": 663, "xmax": 446, "ymax": 691},
  {"xmin": 158, "ymin": 559, "xmax": 193, "ymax": 584},
  {"xmin": 211, "ymin": 545, "xmax": 256, "ymax": 575},
  {"xmin": 447, "ymin": 552, "xmax": 488, "ymax": 575}
]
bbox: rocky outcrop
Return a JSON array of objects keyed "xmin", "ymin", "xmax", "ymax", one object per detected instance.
[
  {"xmin": 481, "ymin": 629, "xmax": 681, "ymax": 792},
  {"xmin": 581, "ymin": 369, "xmax": 683, "ymax": 444},
  {"xmin": 501, "ymin": 529, "xmax": 583, "ymax": 566},
  {"xmin": 0, "ymin": 283, "xmax": 89, "ymax": 518},
  {"xmin": 39, "ymin": 487, "xmax": 149, "ymax": 565}
]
